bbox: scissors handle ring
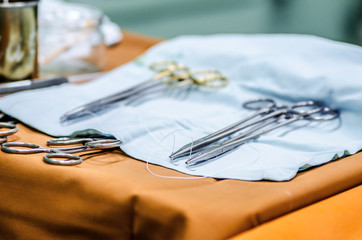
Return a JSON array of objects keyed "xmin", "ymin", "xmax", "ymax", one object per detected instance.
[
  {"xmin": 85, "ymin": 139, "xmax": 122, "ymax": 149},
  {"xmin": 152, "ymin": 65, "xmax": 190, "ymax": 83},
  {"xmin": 167, "ymin": 66, "xmax": 191, "ymax": 83},
  {"xmin": 43, "ymin": 152, "xmax": 83, "ymax": 165},
  {"xmin": 191, "ymin": 70, "xmax": 228, "ymax": 88},
  {"xmin": 290, "ymin": 101, "xmax": 324, "ymax": 116},
  {"xmin": 149, "ymin": 60, "xmax": 180, "ymax": 72},
  {"xmin": 304, "ymin": 107, "xmax": 340, "ymax": 121},
  {"xmin": 242, "ymin": 98, "xmax": 276, "ymax": 110},
  {"xmin": 0, "ymin": 136, "xmax": 7, "ymax": 144},
  {"xmin": 1, "ymin": 142, "xmax": 47, "ymax": 154},
  {"xmin": 0, "ymin": 122, "xmax": 18, "ymax": 136}
]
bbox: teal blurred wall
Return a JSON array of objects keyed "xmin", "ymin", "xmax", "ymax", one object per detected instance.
[{"xmin": 67, "ymin": 0, "xmax": 362, "ymax": 45}]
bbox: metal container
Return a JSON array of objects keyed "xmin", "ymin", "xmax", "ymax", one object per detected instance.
[{"xmin": 0, "ymin": 0, "xmax": 39, "ymax": 83}]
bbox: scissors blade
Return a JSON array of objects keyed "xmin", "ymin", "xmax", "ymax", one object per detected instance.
[
  {"xmin": 169, "ymin": 107, "xmax": 280, "ymax": 160},
  {"xmin": 60, "ymin": 80, "xmax": 163, "ymax": 123},
  {"xmin": 184, "ymin": 117, "xmax": 280, "ymax": 166}
]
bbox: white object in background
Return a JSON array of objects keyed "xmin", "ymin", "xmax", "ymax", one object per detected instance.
[{"xmin": 38, "ymin": 0, "xmax": 122, "ymax": 76}]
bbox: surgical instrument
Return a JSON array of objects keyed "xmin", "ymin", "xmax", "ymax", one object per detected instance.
[
  {"xmin": 0, "ymin": 72, "xmax": 104, "ymax": 94},
  {"xmin": 60, "ymin": 61, "xmax": 228, "ymax": 123},
  {"xmin": 169, "ymin": 98, "xmax": 281, "ymax": 160},
  {"xmin": 1, "ymin": 137, "xmax": 121, "ymax": 165},
  {"xmin": 185, "ymin": 101, "xmax": 339, "ymax": 167}
]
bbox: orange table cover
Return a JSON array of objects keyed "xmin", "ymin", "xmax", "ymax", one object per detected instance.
[
  {"xmin": 231, "ymin": 185, "xmax": 362, "ymax": 240},
  {"xmin": 0, "ymin": 32, "xmax": 361, "ymax": 240}
]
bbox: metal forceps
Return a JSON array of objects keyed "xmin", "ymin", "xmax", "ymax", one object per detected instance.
[
  {"xmin": 60, "ymin": 61, "xmax": 228, "ymax": 123},
  {"xmin": 170, "ymin": 99, "xmax": 339, "ymax": 167},
  {"xmin": 1, "ymin": 137, "xmax": 122, "ymax": 165},
  {"xmin": 0, "ymin": 112, "xmax": 18, "ymax": 144}
]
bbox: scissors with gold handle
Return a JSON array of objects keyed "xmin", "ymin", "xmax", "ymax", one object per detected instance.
[{"xmin": 60, "ymin": 61, "xmax": 227, "ymax": 124}]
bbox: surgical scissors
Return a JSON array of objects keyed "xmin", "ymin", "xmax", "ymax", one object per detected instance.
[
  {"xmin": 60, "ymin": 61, "xmax": 228, "ymax": 123},
  {"xmin": 1, "ymin": 137, "xmax": 122, "ymax": 165},
  {"xmin": 169, "ymin": 98, "xmax": 339, "ymax": 167}
]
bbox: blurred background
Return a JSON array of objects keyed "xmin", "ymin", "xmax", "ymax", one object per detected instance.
[{"xmin": 65, "ymin": 0, "xmax": 362, "ymax": 45}]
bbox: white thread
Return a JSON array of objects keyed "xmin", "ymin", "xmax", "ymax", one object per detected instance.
[
  {"xmin": 145, "ymin": 128, "xmax": 206, "ymax": 180},
  {"xmin": 169, "ymin": 131, "xmax": 180, "ymax": 166},
  {"xmin": 188, "ymin": 136, "xmax": 194, "ymax": 159},
  {"xmin": 136, "ymin": 113, "xmax": 177, "ymax": 152}
]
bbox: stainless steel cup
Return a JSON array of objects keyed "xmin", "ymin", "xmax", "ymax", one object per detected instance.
[{"xmin": 0, "ymin": 0, "xmax": 39, "ymax": 83}]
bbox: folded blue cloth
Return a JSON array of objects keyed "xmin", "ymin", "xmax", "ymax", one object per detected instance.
[{"xmin": 1, "ymin": 34, "xmax": 361, "ymax": 181}]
